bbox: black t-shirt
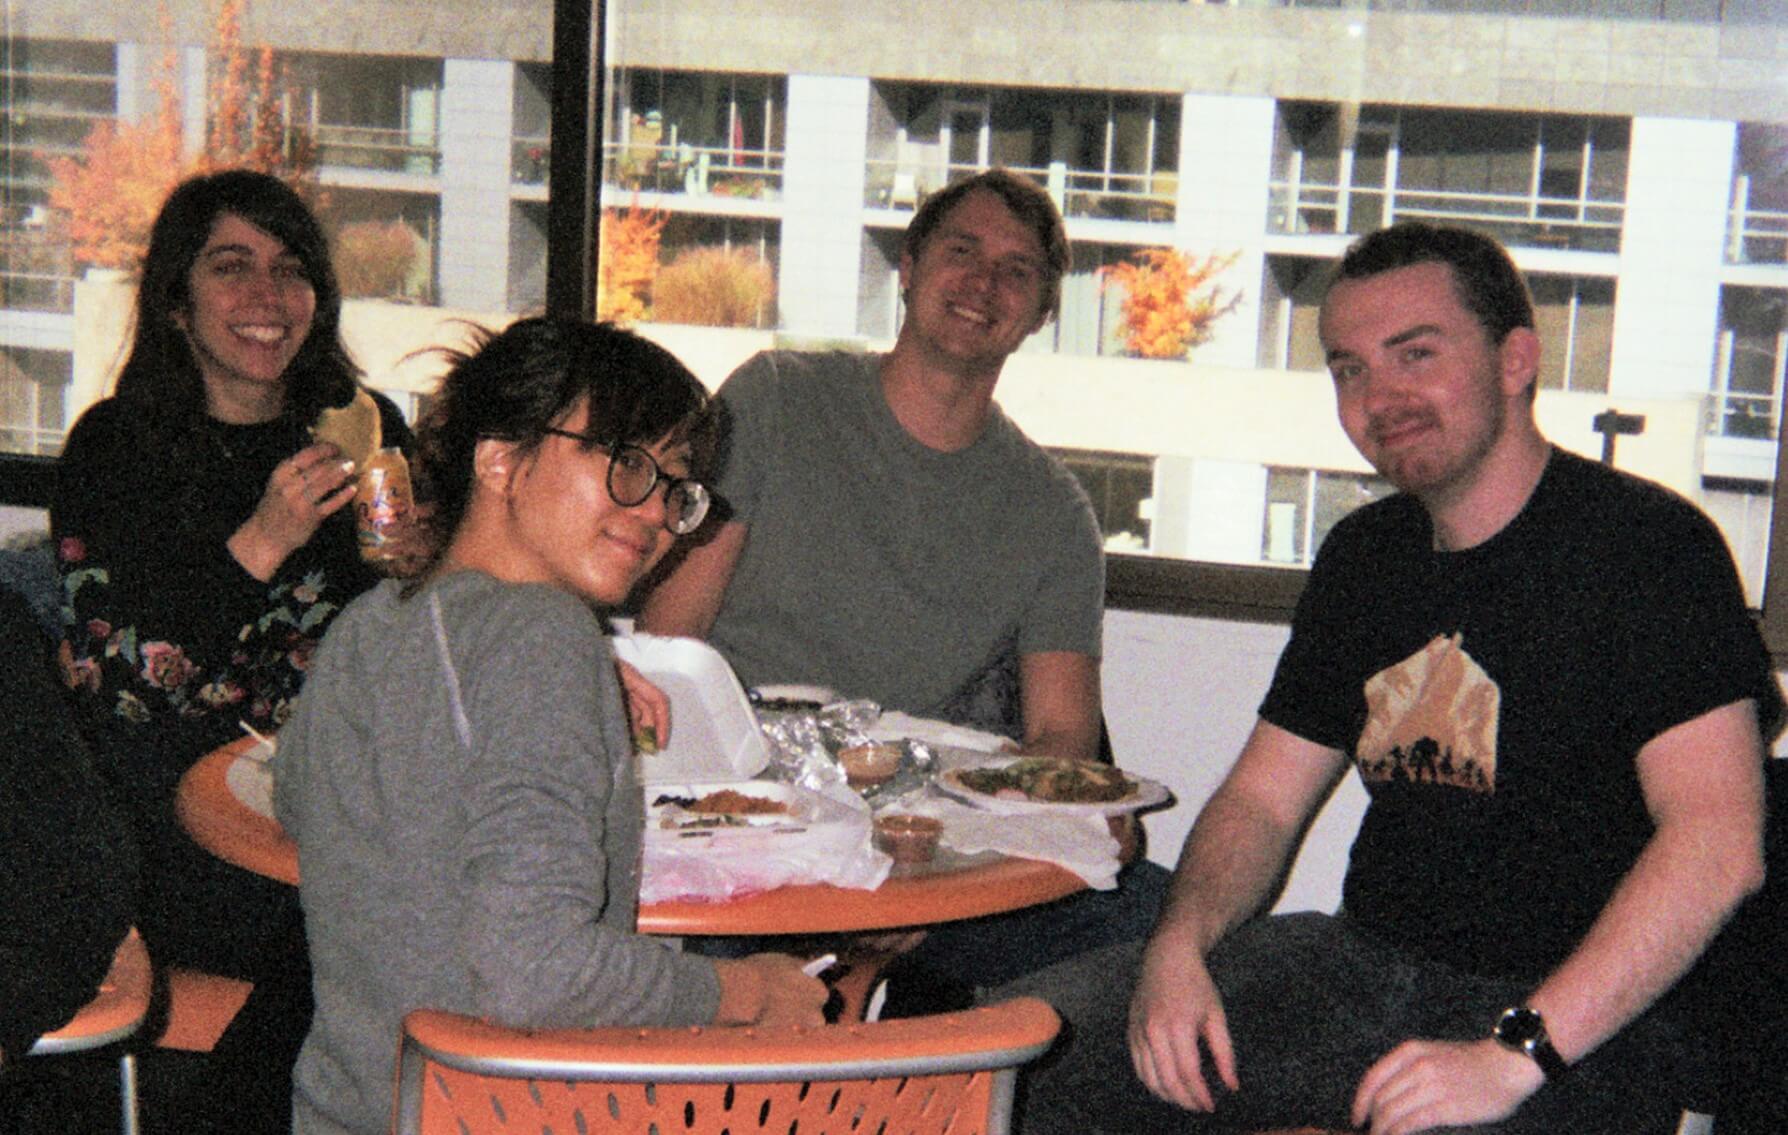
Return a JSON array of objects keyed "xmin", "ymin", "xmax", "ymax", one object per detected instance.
[{"xmin": 1261, "ymin": 448, "xmax": 1782, "ymax": 980}]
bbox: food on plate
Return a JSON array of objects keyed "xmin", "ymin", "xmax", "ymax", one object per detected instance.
[
  {"xmin": 954, "ymin": 757, "xmax": 1136, "ymax": 804},
  {"xmin": 651, "ymin": 788, "xmax": 793, "ymax": 831},
  {"xmin": 874, "ymin": 813, "xmax": 943, "ymax": 864},
  {"xmin": 311, "ymin": 388, "xmax": 382, "ymax": 468},
  {"xmin": 753, "ymin": 695, "xmax": 825, "ymax": 713},
  {"xmin": 684, "ymin": 789, "xmax": 788, "ymax": 816},
  {"xmin": 837, "ymin": 742, "xmax": 902, "ymax": 789}
]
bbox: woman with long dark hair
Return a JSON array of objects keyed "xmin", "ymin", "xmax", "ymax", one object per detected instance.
[
  {"xmin": 51, "ymin": 169, "xmax": 413, "ymax": 1129},
  {"xmin": 55, "ymin": 167, "xmax": 407, "ymax": 971}
]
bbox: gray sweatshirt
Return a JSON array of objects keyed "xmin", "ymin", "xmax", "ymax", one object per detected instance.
[{"xmin": 274, "ymin": 571, "xmax": 719, "ymax": 1135}]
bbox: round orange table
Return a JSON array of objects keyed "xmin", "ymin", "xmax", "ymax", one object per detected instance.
[
  {"xmin": 177, "ymin": 736, "xmax": 298, "ymax": 887},
  {"xmin": 176, "ymin": 737, "xmax": 1088, "ymax": 934}
]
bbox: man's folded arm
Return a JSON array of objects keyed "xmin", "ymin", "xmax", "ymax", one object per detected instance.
[
  {"xmin": 1525, "ymin": 697, "xmax": 1766, "ymax": 1065},
  {"xmin": 639, "ymin": 519, "xmax": 747, "ymax": 639}
]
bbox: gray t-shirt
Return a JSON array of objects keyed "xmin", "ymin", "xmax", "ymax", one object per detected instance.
[
  {"xmin": 274, "ymin": 571, "xmax": 719, "ymax": 1135},
  {"xmin": 708, "ymin": 350, "xmax": 1104, "ymax": 732}
]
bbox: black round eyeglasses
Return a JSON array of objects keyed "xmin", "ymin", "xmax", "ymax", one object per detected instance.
[{"xmin": 543, "ymin": 430, "xmax": 711, "ymax": 535}]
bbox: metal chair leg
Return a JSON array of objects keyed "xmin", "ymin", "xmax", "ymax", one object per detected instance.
[{"xmin": 119, "ymin": 1051, "xmax": 139, "ymax": 1135}]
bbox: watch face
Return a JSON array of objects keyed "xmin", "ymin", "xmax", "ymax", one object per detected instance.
[{"xmin": 1495, "ymin": 1007, "xmax": 1544, "ymax": 1048}]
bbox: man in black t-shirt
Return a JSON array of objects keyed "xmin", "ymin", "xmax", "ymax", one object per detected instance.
[{"xmin": 1016, "ymin": 223, "xmax": 1781, "ymax": 1135}]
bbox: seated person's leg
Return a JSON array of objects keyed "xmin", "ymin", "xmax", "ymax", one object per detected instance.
[
  {"xmin": 881, "ymin": 857, "xmax": 1172, "ymax": 1015},
  {"xmin": 1001, "ymin": 912, "xmax": 1427, "ymax": 1134}
]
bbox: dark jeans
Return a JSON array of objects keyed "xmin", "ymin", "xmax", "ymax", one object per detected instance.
[
  {"xmin": 137, "ymin": 859, "xmax": 313, "ymax": 1135},
  {"xmin": 1005, "ymin": 912, "xmax": 1704, "ymax": 1135},
  {"xmin": 885, "ymin": 859, "xmax": 1171, "ymax": 1006},
  {"xmin": 689, "ymin": 859, "xmax": 1172, "ymax": 1016}
]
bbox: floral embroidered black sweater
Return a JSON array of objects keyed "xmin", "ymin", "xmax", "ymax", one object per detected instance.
[{"xmin": 51, "ymin": 392, "xmax": 412, "ymax": 805}]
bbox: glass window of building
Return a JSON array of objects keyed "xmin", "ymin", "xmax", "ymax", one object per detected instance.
[
  {"xmin": 5, "ymin": 2, "xmax": 1787, "ymax": 642},
  {"xmin": 0, "ymin": 5, "xmax": 549, "ymax": 461}
]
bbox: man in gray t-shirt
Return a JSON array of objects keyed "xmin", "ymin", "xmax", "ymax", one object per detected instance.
[
  {"xmin": 642, "ymin": 170, "xmax": 1168, "ymax": 1005},
  {"xmin": 643, "ymin": 169, "xmax": 1103, "ymax": 757},
  {"xmin": 673, "ymin": 347, "xmax": 1102, "ymax": 742}
]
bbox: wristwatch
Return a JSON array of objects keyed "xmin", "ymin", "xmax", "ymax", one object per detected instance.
[{"xmin": 1492, "ymin": 1006, "xmax": 1569, "ymax": 1080}]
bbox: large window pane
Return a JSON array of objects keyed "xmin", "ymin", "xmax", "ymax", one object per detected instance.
[
  {"xmin": 0, "ymin": 6, "xmax": 550, "ymax": 459},
  {"xmin": 7, "ymin": 2, "xmax": 1788, "ymax": 649},
  {"xmin": 583, "ymin": 1, "xmax": 1786, "ymax": 644}
]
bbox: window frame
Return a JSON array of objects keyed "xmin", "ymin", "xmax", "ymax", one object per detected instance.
[{"xmin": 4, "ymin": 0, "xmax": 1785, "ymax": 659}]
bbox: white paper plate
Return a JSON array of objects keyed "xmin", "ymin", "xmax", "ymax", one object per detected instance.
[
  {"xmin": 935, "ymin": 757, "xmax": 1171, "ymax": 818},
  {"xmin": 613, "ymin": 633, "xmax": 771, "ymax": 784},
  {"xmin": 865, "ymin": 711, "xmax": 1014, "ymax": 754},
  {"xmin": 226, "ymin": 754, "xmax": 276, "ymax": 819},
  {"xmin": 644, "ymin": 779, "xmax": 860, "ymax": 845}
]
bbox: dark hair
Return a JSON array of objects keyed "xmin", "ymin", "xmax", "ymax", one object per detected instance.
[
  {"xmin": 415, "ymin": 318, "xmax": 717, "ymax": 562},
  {"xmin": 114, "ymin": 169, "xmax": 359, "ymax": 436},
  {"xmin": 902, "ymin": 168, "xmax": 1070, "ymax": 317},
  {"xmin": 1328, "ymin": 221, "xmax": 1534, "ymax": 345}
]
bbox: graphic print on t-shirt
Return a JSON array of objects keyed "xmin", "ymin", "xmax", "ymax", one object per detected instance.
[{"xmin": 1356, "ymin": 632, "xmax": 1497, "ymax": 793}]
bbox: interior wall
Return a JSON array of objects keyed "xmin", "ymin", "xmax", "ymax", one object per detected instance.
[{"xmin": 1102, "ymin": 607, "xmax": 1367, "ymax": 914}]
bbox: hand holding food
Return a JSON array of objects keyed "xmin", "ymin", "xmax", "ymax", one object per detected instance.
[
  {"xmin": 230, "ymin": 443, "xmax": 359, "ymax": 580},
  {"xmin": 617, "ymin": 659, "xmax": 670, "ymax": 754},
  {"xmin": 311, "ymin": 388, "xmax": 382, "ymax": 468}
]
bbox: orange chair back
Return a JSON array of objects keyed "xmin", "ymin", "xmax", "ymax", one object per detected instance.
[
  {"xmin": 29, "ymin": 928, "xmax": 153, "ymax": 1135},
  {"xmin": 394, "ymin": 996, "xmax": 1061, "ymax": 1135},
  {"xmin": 31, "ymin": 927, "xmax": 152, "ymax": 1054}
]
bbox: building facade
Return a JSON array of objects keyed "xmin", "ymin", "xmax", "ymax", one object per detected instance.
[{"xmin": 4, "ymin": 0, "xmax": 1785, "ymax": 591}]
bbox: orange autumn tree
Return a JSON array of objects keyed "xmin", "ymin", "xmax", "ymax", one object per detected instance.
[
  {"xmin": 596, "ymin": 201, "xmax": 667, "ymax": 326},
  {"xmin": 44, "ymin": 0, "xmax": 315, "ymax": 272},
  {"xmin": 1100, "ymin": 247, "xmax": 1243, "ymax": 360}
]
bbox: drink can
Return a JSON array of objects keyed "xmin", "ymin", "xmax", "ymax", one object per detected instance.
[{"xmin": 355, "ymin": 447, "xmax": 414, "ymax": 562}]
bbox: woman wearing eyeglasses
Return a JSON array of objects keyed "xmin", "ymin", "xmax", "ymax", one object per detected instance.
[{"xmin": 272, "ymin": 317, "xmax": 826, "ymax": 1135}]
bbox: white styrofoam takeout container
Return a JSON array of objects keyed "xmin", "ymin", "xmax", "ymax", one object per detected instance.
[{"xmin": 610, "ymin": 631, "xmax": 771, "ymax": 784}]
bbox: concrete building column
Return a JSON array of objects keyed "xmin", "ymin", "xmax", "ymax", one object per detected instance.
[
  {"xmin": 1608, "ymin": 117, "xmax": 1737, "ymax": 401},
  {"xmin": 778, "ymin": 75, "xmax": 870, "ymax": 340},
  {"xmin": 113, "ymin": 42, "xmax": 145, "ymax": 124},
  {"xmin": 1176, "ymin": 93, "xmax": 1275, "ymax": 371},
  {"xmin": 180, "ymin": 45, "xmax": 208, "ymax": 160},
  {"xmin": 1152, "ymin": 455, "xmax": 1269, "ymax": 563},
  {"xmin": 438, "ymin": 59, "xmax": 516, "ymax": 313}
]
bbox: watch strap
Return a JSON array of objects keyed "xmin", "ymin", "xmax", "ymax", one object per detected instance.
[
  {"xmin": 1493, "ymin": 1007, "xmax": 1569, "ymax": 1080},
  {"xmin": 1521, "ymin": 1030, "xmax": 1569, "ymax": 1080}
]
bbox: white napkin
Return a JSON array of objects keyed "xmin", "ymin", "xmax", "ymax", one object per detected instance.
[
  {"xmin": 893, "ymin": 794, "xmax": 1121, "ymax": 890},
  {"xmin": 226, "ymin": 755, "xmax": 276, "ymax": 819},
  {"xmin": 639, "ymin": 803, "xmax": 893, "ymax": 904},
  {"xmin": 866, "ymin": 712, "xmax": 1015, "ymax": 754}
]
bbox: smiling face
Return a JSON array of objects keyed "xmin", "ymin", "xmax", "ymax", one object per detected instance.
[
  {"xmin": 480, "ymin": 401, "xmax": 688, "ymax": 605},
  {"xmin": 896, "ymin": 189, "xmax": 1052, "ymax": 376},
  {"xmin": 176, "ymin": 212, "xmax": 317, "ymax": 423},
  {"xmin": 1319, "ymin": 261, "xmax": 1537, "ymax": 508}
]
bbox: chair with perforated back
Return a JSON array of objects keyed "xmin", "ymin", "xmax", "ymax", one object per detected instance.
[
  {"xmin": 393, "ymin": 995, "xmax": 1061, "ymax": 1135},
  {"xmin": 27, "ymin": 928, "xmax": 152, "ymax": 1135}
]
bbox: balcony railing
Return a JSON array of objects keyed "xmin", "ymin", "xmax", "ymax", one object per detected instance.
[
  {"xmin": 0, "ymin": 230, "xmax": 75, "ymax": 313},
  {"xmin": 599, "ymin": 142, "xmax": 783, "ymax": 201},
  {"xmin": 1713, "ymin": 392, "xmax": 1777, "ymax": 441},
  {"xmin": 1726, "ymin": 199, "xmax": 1788, "ymax": 267},
  {"xmin": 864, "ymin": 159, "xmax": 1177, "ymax": 224},
  {"xmin": 313, "ymin": 123, "xmax": 441, "ymax": 176},
  {"xmin": 1268, "ymin": 182, "xmax": 1624, "ymax": 253}
]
